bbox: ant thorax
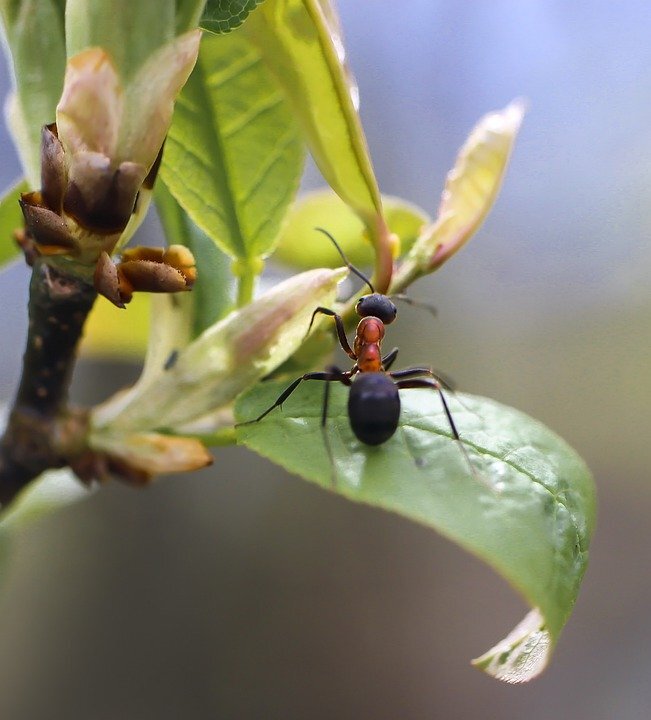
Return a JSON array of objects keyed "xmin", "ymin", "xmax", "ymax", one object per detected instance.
[{"xmin": 354, "ymin": 316, "xmax": 385, "ymax": 372}]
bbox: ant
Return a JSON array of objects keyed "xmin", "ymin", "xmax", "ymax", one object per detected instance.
[{"xmin": 242, "ymin": 228, "xmax": 474, "ymax": 478}]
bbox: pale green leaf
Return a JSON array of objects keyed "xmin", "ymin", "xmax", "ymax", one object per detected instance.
[
  {"xmin": 200, "ymin": 0, "xmax": 264, "ymax": 33},
  {"xmin": 160, "ymin": 30, "xmax": 305, "ymax": 264},
  {"xmin": 235, "ymin": 382, "xmax": 595, "ymax": 682},
  {"xmin": 92, "ymin": 266, "xmax": 347, "ymax": 436},
  {"xmin": 0, "ymin": 178, "xmax": 27, "ymax": 266},
  {"xmin": 274, "ymin": 189, "xmax": 430, "ymax": 269}
]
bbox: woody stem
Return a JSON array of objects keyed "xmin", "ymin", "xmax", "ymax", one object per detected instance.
[{"xmin": 0, "ymin": 259, "xmax": 96, "ymax": 506}]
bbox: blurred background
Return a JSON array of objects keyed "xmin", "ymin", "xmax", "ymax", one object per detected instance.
[{"xmin": 0, "ymin": 1, "xmax": 649, "ymax": 717}]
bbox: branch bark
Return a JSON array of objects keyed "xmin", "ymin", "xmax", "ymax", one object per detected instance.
[{"xmin": 0, "ymin": 259, "xmax": 96, "ymax": 506}]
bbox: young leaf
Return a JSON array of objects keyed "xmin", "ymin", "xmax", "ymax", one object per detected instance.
[
  {"xmin": 0, "ymin": 0, "xmax": 66, "ymax": 187},
  {"xmin": 0, "ymin": 178, "xmax": 28, "ymax": 267},
  {"xmin": 244, "ymin": 0, "xmax": 394, "ymax": 289},
  {"xmin": 92, "ymin": 266, "xmax": 347, "ymax": 436},
  {"xmin": 393, "ymin": 100, "xmax": 525, "ymax": 291},
  {"xmin": 160, "ymin": 30, "xmax": 305, "ymax": 266},
  {"xmin": 274, "ymin": 189, "xmax": 430, "ymax": 269},
  {"xmin": 235, "ymin": 381, "xmax": 595, "ymax": 682},
  {"xmin": 200, "ymin": 0, "xmax": 264, "ymax": 33}
]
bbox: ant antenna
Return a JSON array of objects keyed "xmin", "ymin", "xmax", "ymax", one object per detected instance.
[
  {"xmin": 314, "ymin": 227, "xmax": 375, "ymax": 294},
  {"xmin": 390, "ymin": 293, "xmax": 437, "ymax": 318}
]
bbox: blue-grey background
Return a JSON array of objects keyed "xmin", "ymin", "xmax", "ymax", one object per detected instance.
[{"xmin": 0, "ymin": 1, "xmax": 649, "ymax": 717}]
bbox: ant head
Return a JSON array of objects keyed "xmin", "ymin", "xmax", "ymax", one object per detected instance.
[{"xmin": 355, "ymin": 293, "xmax": 398, "ymax": 324}]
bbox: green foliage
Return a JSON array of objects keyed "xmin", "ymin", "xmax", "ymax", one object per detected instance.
[
  {"xmin": 236, "ymin": 381, "xmax": 595, "ymax": 680},
  {"xmin": 0, "ymin": 178, "xmax": 28, "ymax": 266},
  {"xmin": 0, "ymin": 0, "xmax": 595, "ymax": 683},
  {"xmin": 160, "ymin": 30, "xmax": 304, "ymax": 270},
  {"xmin": 200, "ymin": 0, "xmax": 264, "ymax": 33}
]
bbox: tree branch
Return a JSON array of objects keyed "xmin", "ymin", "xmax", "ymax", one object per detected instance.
[{"xmin": 0, "ymin": 259, "xmax": 96, "ymax": 506}]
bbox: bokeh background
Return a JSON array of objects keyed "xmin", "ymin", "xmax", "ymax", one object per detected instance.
[{"xmin": 0, "ymin": 1, "xmax": 649, "ymax": 717}]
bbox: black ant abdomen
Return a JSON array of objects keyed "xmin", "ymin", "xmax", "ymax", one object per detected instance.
[{"xmin": 348, "ymin": 373, "xmax": 401, "ymax": 445}]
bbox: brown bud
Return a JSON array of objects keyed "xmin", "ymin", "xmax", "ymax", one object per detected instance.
[
  {"xmin": 64, "ymin": 154, "xmax": 146, "ymax": 232},
  {"xmin": 20, "ymin": 195, "xmax": 77, "ymax": 255},
  {"xmin": 94, "ymin": 251, "xmax": 125, "ymax": 308},
  {"xmin": 163, "ymin": 244, "xmax": 197, "ymax": 286},
  {"xmin": 41, "ymin": 123, "xmax": 67, "ymax": 213},
  {"xmin": 118, "ymin": 259, "xmax": 189, "ymax": 295}
]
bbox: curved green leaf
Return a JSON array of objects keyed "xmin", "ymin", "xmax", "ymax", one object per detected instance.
[
  {"xmin": 274, "ymin": 189, "xmax": 430, "ymax": 269},
  {"xmin": 0, "ymin": 178, "xmax": 28, "ymax": 266},
  {"xmin": 244, "ymin": 0, "xmax": 394, "ymax": 289},
  {"xmin": 235, "ymin": 381, "xmax": 595, "ymax": 682},
  {"xmin": 200, "ymin": 0, "xmax": 264, "ymax": 33},
  {"xmin": 160, "ymin": 30, "xmax": 305, "ymax": 265},
  {"xmin": 0, "ymin": 0, "xmax": 66, "ymax": 187}
]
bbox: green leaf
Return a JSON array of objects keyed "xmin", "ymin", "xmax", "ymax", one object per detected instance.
[
  {"xmin": 200, "ymin": 0, "xmax": 264, "ymax": 33},
  {"xmin": 235, "ymin": 381, "xmax": 595, "ymax": 682},
  {"xmin": 244, "ymin": 0, "xmax": 394, "ymax": 289},
  {"xmin": 160, "ymin": 30, "xmax": 304, "ymax": 268},
  {"xmin": 65, "ymin": 0, "xmax": 176, "ymax": 80},
  {"xmin": 244, "ymin": 0, "xmax": 379, "ymax": 222},
  {"xmin": 0, "ymin": 0, "xmax": 66, "ymax": 187},
  {"xmin": 274, "ymin": 189, "xmax": 430, "ymax": 269},
  {"xmin": 0, "ymin": 178, "xmax": 28, "ymax": 266},
  {"xmin": 155, "ymin": 180, "xmax": 233, "ymax": 336}
]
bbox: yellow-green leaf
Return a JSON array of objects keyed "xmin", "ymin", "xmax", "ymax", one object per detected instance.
[
  {"xmin": 274, "ymin": 189, "xmax": 430, "ymax": 269},
  {"xmin": 244, "ymin": 0, "xmax": 393, "ymax": 289},
  {"xmin": 81, "ymin": 293, "xmax": 150, "ymax": 359},
  {"xmin": 0, "ymin": 178, "xmax": 28, "ymax": 266}
]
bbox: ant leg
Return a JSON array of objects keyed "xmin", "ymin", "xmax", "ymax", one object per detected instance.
[
  {"xmin": 320, "ymin": 365, "xmax": 352, "ymax": 488},
  {"xmin": 382, "ymin": 347, "xmax": 399, "ymax": 370},
  {"xmin": 395, "ymin": 378, "xmax": 492, "ymax": 490},
  {"xmin": 395, "ymin": 378, "xmax": 461, "ymax": 440},
  {"xmin": 390, "ymin": 293, "xmax": 437, "ymax": 318},
  {"xmin": 306, "ymin": 307, "xmax": 356, "ymax": 360},
  {"xmin": 390, "ymin": 366, "xmax": 456, "ymax": 391},
  {"xmin": 239, "ymin": 369, "xmax": 350, "ymax": 425}
]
